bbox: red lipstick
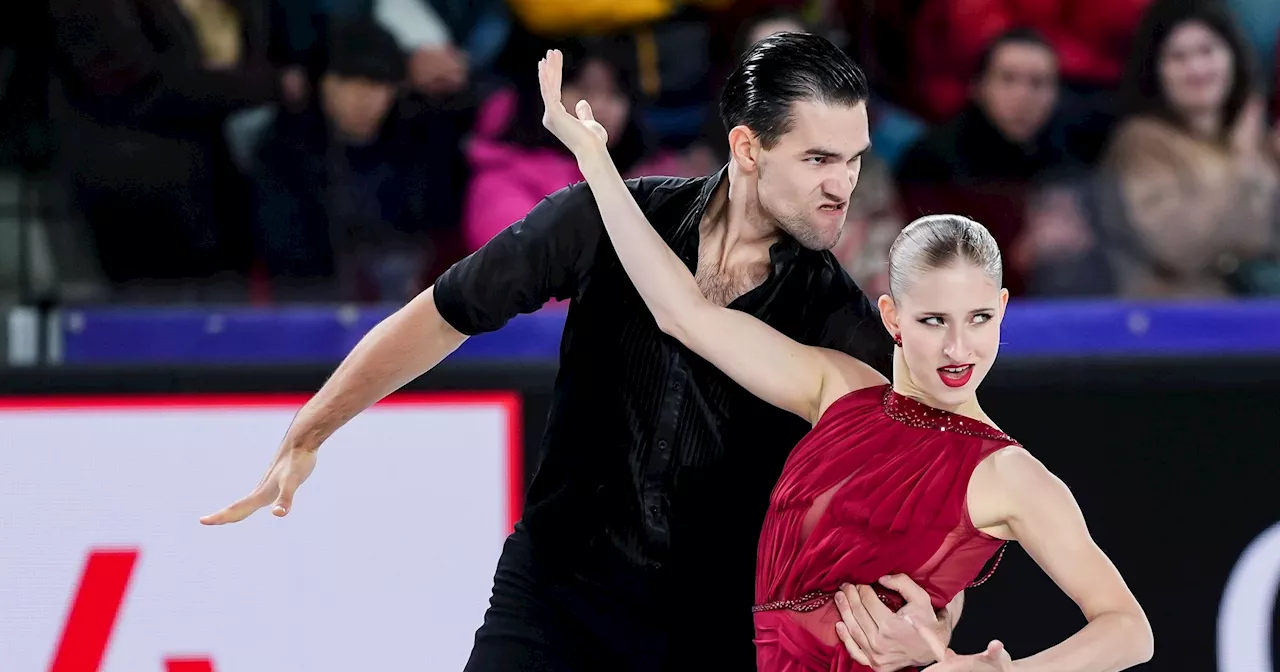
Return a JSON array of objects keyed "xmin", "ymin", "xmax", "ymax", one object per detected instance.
[{"xmin": 937, "ymin": 364, "xmax": 974, "ymax": 388}]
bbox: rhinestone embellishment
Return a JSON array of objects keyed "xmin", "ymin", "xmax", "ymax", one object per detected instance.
[{"xmin": 880, "ymin": 387, "xmax": 1016, "ymax": 444}]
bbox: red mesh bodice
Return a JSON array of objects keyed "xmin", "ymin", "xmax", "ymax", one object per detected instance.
[{"xmin": 753, "ymin": 385, "xmax": 1019, "ymax": 672}]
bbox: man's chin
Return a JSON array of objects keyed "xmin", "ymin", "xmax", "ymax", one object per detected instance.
[{"xmin": 799, "ymin": 228, "xmax": 841, "ymax": 252}]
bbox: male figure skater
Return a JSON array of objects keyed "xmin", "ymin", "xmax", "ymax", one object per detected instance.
[{"xmin": 203, "ymin": 33, "xmax": 963, "ymax": 671}]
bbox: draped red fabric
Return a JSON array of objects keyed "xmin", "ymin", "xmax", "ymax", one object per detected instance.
[{"xmin": 753, "ymin": 385, "xmax": 1017, "ymax": 671}]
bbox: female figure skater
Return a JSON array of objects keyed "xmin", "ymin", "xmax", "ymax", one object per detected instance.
[{"xmin": 536, "ymin": 50, "xmax": 1153, "ymax": 671}]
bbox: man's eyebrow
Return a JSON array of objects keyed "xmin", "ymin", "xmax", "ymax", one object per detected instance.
[{"xmin": 804, "ymin": 144, "xmax": 872, "ymax": 161}]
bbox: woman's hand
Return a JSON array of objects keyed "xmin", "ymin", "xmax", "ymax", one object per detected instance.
[
  {"xmin": 539, "ymin": 49, "xmax": 609, "ymax": 162},
  {"xmin": 910, "ymin": 617, "xmax": 1015, "ymax": 672},
  {"xmin": 925, "ymin": 642, "xmax": 1015, "ymax": 672}
]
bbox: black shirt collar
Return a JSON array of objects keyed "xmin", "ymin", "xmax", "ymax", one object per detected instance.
[{"xmin": 681, "ymin": 165, "xmax": 804, "ymax": 272}]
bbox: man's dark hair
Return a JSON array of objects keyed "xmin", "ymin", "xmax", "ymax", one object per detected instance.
[
  {"xmin": 973, "ymin": 27, "xmax": 1056, "ymax": 81},
  {"xmin": 719, "ymin": 32, "xmax": 869, "ymax": 149}
]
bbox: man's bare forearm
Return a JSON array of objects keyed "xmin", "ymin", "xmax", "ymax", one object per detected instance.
[{"xmin": 284, "ymin": 286, "xmax": 467, "ymax": 452}]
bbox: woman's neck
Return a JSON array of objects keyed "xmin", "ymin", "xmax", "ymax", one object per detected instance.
[
  {"xmin": 890, "ymin": 347, "xmax": 989, "ymax": 423},
  {"xmin": 1182, "ymin": 109, "xmax": 1222, "ymax": 141}
]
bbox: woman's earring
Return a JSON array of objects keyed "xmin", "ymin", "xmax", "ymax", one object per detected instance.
[{"xmin": 893, "ymin": 333, "xmax": 903, "ymax": 347}]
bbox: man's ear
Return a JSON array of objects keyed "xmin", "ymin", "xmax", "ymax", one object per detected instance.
[{"xmin": 728, "ymin": 125, "xmax": 760, "ymax": 172}]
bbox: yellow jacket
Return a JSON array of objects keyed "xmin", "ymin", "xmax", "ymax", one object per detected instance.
[{"xmin": 506, "ymin": 0, "xmax": 732, "ymax": 36}]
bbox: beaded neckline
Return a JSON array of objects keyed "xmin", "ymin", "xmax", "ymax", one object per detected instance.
[{"xmin": 881, "ymin": 386, "xmax": 1016, "ymax": 444}]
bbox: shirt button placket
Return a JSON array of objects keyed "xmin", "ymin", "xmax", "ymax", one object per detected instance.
[{"xmin": 642, "ymin": 357, "xmax": 686, "ymax": 544}]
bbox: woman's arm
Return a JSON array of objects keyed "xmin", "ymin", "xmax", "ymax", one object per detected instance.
[
  {"xmin": 576, "ymin": 158, "xmax": 872, "ymax": 422},
  {"xmin": 965, "ymin": 448, "xmax": 1154, "ymax": 671},
  {"xmin": 538, "ymin": 50, "xmax": 880, "ymax": 422}
]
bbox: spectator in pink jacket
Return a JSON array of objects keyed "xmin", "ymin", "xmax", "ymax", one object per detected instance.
[{"xmin": 462, "ymin": 40, "xmax": 694, "ymax": 252}]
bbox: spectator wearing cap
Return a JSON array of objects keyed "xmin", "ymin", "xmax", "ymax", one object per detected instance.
[{"xmin": 248, "ymin": 18, "xmax": 466, "ymax": 301}]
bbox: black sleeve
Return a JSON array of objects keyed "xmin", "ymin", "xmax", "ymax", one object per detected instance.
[
  {"xmin": 433, "ymin": 181, "xmax": 605, "ymax": 335},
  {"xmin": 814, "ymin": 266, "xmax": 895, "ymax": 378}
]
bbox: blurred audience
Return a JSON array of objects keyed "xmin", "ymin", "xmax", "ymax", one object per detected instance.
[
  {"xmin": 897, "ymin": 28, "xmax": 1098, "ymax": 295},
  {"xmin": 831, "ymin": 153, "xmax": 905, "ymax": 298},
  {"xmin": 5, "ymin": 0, "xmax": 1278, "ymax": 305},
  {"xmin": 373, "ymin": 0, "xmax": 512, "ymax": 100},
  {"xmin": 908, "ymin": 0, "xmax": 1151, "ymax": 123},
  {"xmin": 249, "ymin": 18, "xmax": 466, "ymax": 302},
  {"xmin": 376, "ymin": 0, "xmax": 470, "ymax": 98},
  {"xmin": 1227, "ymin": 0, "xmax": 1280, "ymax": 96},
  {"xmin": 504, "ymin": 0, "xmax": 730, "ymax": 38},
  {"xmin": 461, "ymin": 40, "xmax": 694, "ymax": 253},
  {"xmin": 1098, "ymin": 0, "xmax": 1280, "ymax": 298},
  {"xmin": 46, "ymin": 0, "xmax": 306, "ymax": 287}
]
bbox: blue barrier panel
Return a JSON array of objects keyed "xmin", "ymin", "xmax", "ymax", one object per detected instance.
[
  {"xmin": 995, "ymin": 298, "xmax": 1280, "ymax": 356},
  {"xmin": 55, "ymin": 299, "xmax": 1280, "ymax": 365}
]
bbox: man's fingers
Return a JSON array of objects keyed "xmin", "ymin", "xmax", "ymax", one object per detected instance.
[
  {"xmin": 879, "ymin": 574, "xmax": 933, "ymax": 607},
  {"xmin": 856, "ymin": 584, "xmax": 895, "ymax": 622},
  {"xmin": 835, "ymin": 621, "xmax": 872, "ymax": 666},
  {"xmin": 838, "ymin": 585, "xmax": 881, "ymax": 651},
  {"xmin": 834, "ymin": 588, "xmax": 875, "ymax": 654},
  {"xmin": 200, "ymin": 491, "xmax": 268, "ymax": 525},
  {"xmin": 905, "ymin": 614, "xmax": 949, "ymax": 663},
  {"xmin": 273, "ymin": 471, "xmax": 299, "ymax": 517}
]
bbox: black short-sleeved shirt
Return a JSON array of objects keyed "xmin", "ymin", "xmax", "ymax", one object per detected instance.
[{"xmin": 434, "ymin": 166, "xmax": 892, "ymax": 616}]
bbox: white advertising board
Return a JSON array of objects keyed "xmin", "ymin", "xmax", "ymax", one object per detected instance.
[{"xmin": 0, "ymin": 393, "xmax": 522, "ymax": 672}]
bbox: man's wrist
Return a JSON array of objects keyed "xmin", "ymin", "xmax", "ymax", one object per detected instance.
[{"xmin": 283, "ymin": 416, "xmax": 328, "ymax": 454}]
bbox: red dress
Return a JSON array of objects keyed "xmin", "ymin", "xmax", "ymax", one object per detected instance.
[{"xmin": 753, "ymin": 385, "xmax": 1019, "ymax": 671}]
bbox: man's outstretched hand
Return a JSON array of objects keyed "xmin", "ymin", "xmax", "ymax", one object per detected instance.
[{"xmin": 200, "ymin": 443, "xmax": 316, "ymax": 525}]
